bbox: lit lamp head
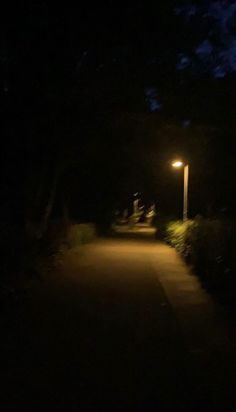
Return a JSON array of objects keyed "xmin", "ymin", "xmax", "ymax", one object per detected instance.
[{"xmin": 172, "ymin": 160, "xmax": 184, "ymax": 168}]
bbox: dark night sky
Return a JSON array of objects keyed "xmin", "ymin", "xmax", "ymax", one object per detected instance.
[{"xmin": 1, "ymin": 1, "xmax": 236, "ymax": 222}]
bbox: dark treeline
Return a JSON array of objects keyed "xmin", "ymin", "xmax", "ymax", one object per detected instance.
[{"xmin": 1, "ymin": 2, "xmax": 236, "ymax": 268}]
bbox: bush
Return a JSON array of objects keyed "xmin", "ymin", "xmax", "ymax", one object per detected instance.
[
  {"xmin": 165, "ymin": 217, "xmax": 236, "ymax": 303},
  {"xmin": 66, "ymin": 223, "xmax": 96, "ymax": 248},
  {"xmin": 0, "ymin": 220, "xmax": 96, "ymax": 283},
  {"xmin": 154, "ymin": 215, "xmax": 175, "ymax": 239},
  {"xmin": 165, "ymin": 220, "xmax": 193, "ymax": 256}
]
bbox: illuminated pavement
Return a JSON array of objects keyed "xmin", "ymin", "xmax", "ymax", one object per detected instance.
[{"xmin": 2, "ymin": 231, "xmax": 236, "ymax": 410}]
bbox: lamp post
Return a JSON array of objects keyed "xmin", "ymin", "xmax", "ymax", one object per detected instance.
[{"xmin": 172, "ymin": 161, "xmax": 189, "ymax": 222}]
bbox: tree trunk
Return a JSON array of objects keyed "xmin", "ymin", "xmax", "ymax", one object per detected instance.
[
  {"xmin": 37, "ymin": 171, "xmax": 58, "ymax": 238},
  {"xmin": 62, "ymin": 198, "xmax": 70, "ymax": 226},
  {"xmin": 25, "ymin": 164, "xmax": 48, "ymax": 238}
]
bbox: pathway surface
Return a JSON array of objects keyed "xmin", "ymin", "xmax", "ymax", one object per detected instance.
[{"xmin": 1, "ymin": 229, "xmax": 236, "ymax": 411}]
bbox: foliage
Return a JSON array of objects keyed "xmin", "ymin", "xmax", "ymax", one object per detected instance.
[
  {"xmin": 165, "ymin": 220, "xmax": 193, "ymax": 255},
  {"xmin": 1, "ymin": 3, "xmax": 236, "ymax": 288},
  {"xmin": 154, "ymin": 215, "xmax": 176, "ymax": 239},
  {"xmin": 66, "ymin": 224, "xmax": 96, "ymax": 249},
  {"xmin": 0, "ymin": 221, "xmax": 96, "ymax": 285},
  {"xmin": 164, "ymin": 217, "xmax": 236, "ymax": 302}
]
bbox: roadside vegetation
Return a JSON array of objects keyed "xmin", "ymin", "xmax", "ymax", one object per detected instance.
[
  {"xmin": 159, "ymin": 217, "xmax": 236, "ymax": 305},
  {"xmin": 0, "ymin": 221, "xmax": 96, "ymax": 310}
]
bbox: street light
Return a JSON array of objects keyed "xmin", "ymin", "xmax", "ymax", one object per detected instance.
[{"xmin": 172, "ymin": 160, "xmax": 189, "ymax": 222}]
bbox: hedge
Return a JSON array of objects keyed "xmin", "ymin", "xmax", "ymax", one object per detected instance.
[
  {"xmin": 66, "ymin": 223, "xmax": 96, "ymax": 248},
  {"xmin": 165, "ymin": 217, "xmax": 236, "ymax": 302}
]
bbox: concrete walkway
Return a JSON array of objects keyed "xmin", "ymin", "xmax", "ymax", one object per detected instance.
[
  {"xmin": 1, "ymin": 232, "xmax": 236, "ymax": 411},
  {"xmin": 150, "ymin": 241, "xmax": 236, "ymax": 408}
]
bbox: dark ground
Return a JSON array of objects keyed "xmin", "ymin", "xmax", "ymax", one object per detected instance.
[{"xmin": 1, "ymin": 229, "xmax": 236, "ymax": 411}]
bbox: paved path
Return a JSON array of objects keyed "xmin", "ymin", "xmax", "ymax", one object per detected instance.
[{"xmin": 1, "ymin": 231, "xmax": 236, "ymax": 411}]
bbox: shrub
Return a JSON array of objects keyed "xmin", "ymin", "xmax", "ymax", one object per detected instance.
[
  {"xmin": 165, "ymin": 220, "xmax": 193, "ymax": 256},
  {"xmin": 154, "ymin": 215, "xmax": 176, "ymax": 239},
  {"xmin": 165, "ymin": 217, "xmax": 236, "ymax": 302},
  {"xmin": 66, "ymin": 223, "xmax": 96, "ymax": 248}
]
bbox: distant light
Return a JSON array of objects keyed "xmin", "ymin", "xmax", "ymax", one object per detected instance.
[{"xmin": 172, "ymin": 161, "xmax": 183, "ymax": 168}]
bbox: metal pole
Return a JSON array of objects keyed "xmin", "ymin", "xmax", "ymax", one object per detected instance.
[{"xmin": 183, "ymin": 164, "xmax": 189, "ymax": 221}]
